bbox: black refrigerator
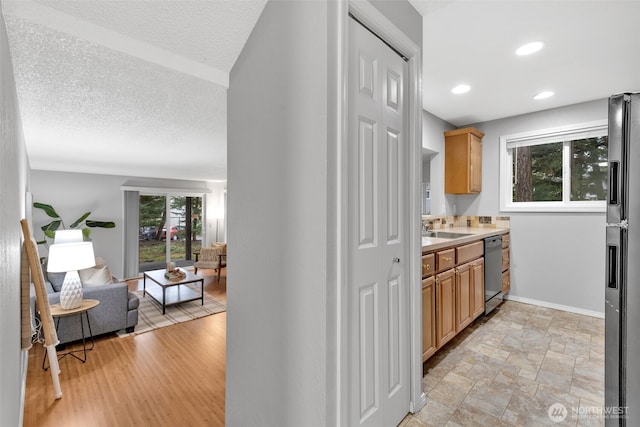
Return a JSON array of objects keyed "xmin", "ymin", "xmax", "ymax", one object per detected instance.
[{"xmin": 605, "ymin": 92, "xmax": 640, "ymax": 425}]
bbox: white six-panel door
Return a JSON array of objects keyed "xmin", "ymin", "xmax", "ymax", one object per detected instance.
[{"xmin": 348, "ymin": 16, "xmax": 409, "ymax": 427}]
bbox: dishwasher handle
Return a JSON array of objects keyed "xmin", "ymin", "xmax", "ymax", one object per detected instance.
[{"xmin": 484, "ymin": 236, "xmax": 502, "ymax": 248}]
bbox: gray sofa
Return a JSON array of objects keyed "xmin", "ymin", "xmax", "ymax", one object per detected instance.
[{"xmin": 31, "ymin": 278, "xmax": 139, "ymax": 345}]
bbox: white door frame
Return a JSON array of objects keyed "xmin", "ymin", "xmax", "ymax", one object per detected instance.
[{"xmin": 327, "ymin": 1, "xmax": 424, "ymax": 425}]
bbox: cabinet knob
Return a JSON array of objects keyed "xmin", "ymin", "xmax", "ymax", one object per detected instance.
[
  {"xmin": 443, "ymin": 256, "xmax": 452, "ymax": 262},
  {"xmin": 393, "ymin": 258, "xmax": 400, "ymax": 263}
]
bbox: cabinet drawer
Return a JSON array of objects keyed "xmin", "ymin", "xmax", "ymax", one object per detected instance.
[
  {"xmin": 502, "ymin": 233, "xmax": 510, "ymax": 248},
  {"xmin": 456, "ymin": 241, "xmax": 483, "ymax": 265},
  {"xmin": 436, "ymin": 248, "xmax": 455, "ymax": 272},
  {"xmin": 421, "ymin": 253, "xmax": 435, "ymax": 277},
  {"xmin": 502, "ymin": 248, "xmax": 510, "ymax": 271},
  {"xmin": 502, "ymin": 269, "xmax": 510, "ymax": 294}
]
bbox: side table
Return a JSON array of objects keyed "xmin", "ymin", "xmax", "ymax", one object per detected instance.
[{"xmin": 43, "ymin": 299, "xmax": 100, "ymax": 371}]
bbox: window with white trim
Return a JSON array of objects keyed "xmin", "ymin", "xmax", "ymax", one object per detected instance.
[{"xmin": 500, "ymin": 120, "xmax": 608, "ymax": 212}]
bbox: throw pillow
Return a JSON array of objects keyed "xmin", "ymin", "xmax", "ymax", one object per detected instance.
[
  {"xmin": 79, "ymin": 265, "xmax": 114, "ymax": 287},
  {"xmin": 47, "ymin": 271, "xmax": 67, "ymax": 292}
]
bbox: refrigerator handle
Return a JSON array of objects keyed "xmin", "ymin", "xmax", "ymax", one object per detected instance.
[
  {"xmin": 607, "ymin": 244, "xmax": 619, "ymax": 289},
  {"xmin": 609, "ymin": 161, "xmax": 619, "ymax": 205}
]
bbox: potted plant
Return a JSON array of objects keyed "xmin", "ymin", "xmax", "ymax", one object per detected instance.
[{"xmin": 34, "ymin": 202, "xmax": 116, "ymax": 261}]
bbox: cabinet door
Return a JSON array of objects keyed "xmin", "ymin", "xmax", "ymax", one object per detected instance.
[
  {"xmin": 471, "ymin": 258, "xmax": 485, "ymax": 319},
  {"xmin": 455, "ymin": 263, "xmax": 473, "ymax": 333},
  {"xmin": 422, "ymin": 276, "xmax": 437, "ymax": 361},
  {"xmin": 436, "ymin": 269, "xmax": 456, "ymax": 348},
  {"xmin": 469, "ymin": 134, "xmax": 482, "ymax": 193}
]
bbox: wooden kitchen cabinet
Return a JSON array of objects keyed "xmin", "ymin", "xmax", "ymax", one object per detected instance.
[
  {"xmin": 436, "ymin": 248, "xmax": 455, "ymax": 272},
  {"xmin": 457, "ymin": 241, "xmax": 483, "ymax": 265},
  {"xmin": 502, "ymin": 248, "xmax": 510, "ymax": 271},
  {"xmin": 455, "ymin": 257, "xmax": 484, "ymax": 332},
  {"xmin": 421, "ymin": 253, "xmax": 435, "ymax": 278},
  {"xmin": 455, "ymin": 263, "xmax": 473, "ymax": 333},
  {"xmin": 436, "ymin": 269, "xmax": 456, "ymax": 348},
  {"xmin": 444, "ymin": 127, "xmax": 484, "ymax": 194},
  {"xmin": 502, "ymin": 270, "xmax": 511, "ymax": 295},
  {"xmin": 471, "ymin": 258, "xmax": 485, "ymax": 319},
  {"xmin": 422, "ymin": 276, "xmax": 437, "ymax": 362},
  {"xmin": 502, "ymin": 233, "xmax": 511, "ymax": 294},
  {"xmin": 422, "ymin": 231, "xmax": 509, "ymax": 361}
]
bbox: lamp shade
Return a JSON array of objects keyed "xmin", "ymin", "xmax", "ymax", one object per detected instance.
[
  {"xmin": 47, "ymin": 242, "xmax": 96, "ymax": 273},
  {"xmin": 53, "ymin": 229, "xmax": 84, "ymax": 244}
]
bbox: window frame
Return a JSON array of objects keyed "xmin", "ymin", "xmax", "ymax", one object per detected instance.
[{"xmin": 499, "ymin": 119, "xmax": 608, "ymax": 213}]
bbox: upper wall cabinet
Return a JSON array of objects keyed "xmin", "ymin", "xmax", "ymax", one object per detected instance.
[{"xmin": 444, "ymin": 127, "xmax": 484, "ymax": 194}]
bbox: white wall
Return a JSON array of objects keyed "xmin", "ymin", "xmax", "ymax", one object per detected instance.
[
  {"xmin": 422, "ymin": 110, "xmax": 455, "ymax": 216},
  {"xmin": 0, "ymin": 3, "xmax": 30, "ymax": 424},
  {"xmin": 30, "ymin": 170, "xmax": 224, "ymax": 278},
  {"xmin": 227, "ymin": 1, "xmax": 422, "ymax": 425},
  {"xmin": 31, "ymin": 171, "xmax": 128, "ymax": 275},
  {"xmin": 226, "ymin": 1, "xmax": 328, "ymax": 425},
  {"xmin": 456, "ymin": 99, "xmax": 608, "ymax": 314},
  {"xmin": 204, "ymin": 181, "xmax": 226, "ymax": 245}
]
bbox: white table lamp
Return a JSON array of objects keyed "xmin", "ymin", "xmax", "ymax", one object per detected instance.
[
  {"xmin": 53, "ymin": 229, "xmax": 84, "ymax": 244},
  {"xmin": 47, "ymin": 241, "xmax": 96, "ymax": 309}
]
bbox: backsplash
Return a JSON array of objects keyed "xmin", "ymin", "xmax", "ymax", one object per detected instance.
[{"xmin": 422, "ymin": 215, "xmax": 510, "ymax": 230}]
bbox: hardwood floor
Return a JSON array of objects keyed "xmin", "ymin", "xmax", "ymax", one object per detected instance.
[{"xmin": 23, "ymin": 269, "xmax": 227, "ymax": 427}]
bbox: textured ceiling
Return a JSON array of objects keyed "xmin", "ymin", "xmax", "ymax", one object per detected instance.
[
  {"xmin": 409, "ymin": 0, "xmax": 640, "ymax": 126},
  {"xmin": 3, "ymin": 0, "xmax": 268, "ymax": 181},
  {"xmin": 30, "ymin": 0, "xmax": 265, "ymax": 73}
]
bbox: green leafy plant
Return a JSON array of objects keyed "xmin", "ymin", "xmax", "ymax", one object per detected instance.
[{"xmin": 34, "ymin": 202, "xmax": 116, "ymax": 245}]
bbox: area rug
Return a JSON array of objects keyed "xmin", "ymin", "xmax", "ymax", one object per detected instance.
[{"xmin": 117, "ymin": 288, "xmax": 226, "ymax": 337}]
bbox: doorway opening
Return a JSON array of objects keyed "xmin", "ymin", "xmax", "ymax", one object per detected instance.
[{"xmin": 138, "ymin": 194, "xmax": 204, "ymax": 272}]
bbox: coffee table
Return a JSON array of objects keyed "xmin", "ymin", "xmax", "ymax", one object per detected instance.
[{"xmin": 143, "ymin": 268, "xmax": 204, "ymax": 314}]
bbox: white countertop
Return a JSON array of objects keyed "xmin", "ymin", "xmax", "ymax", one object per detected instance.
[{"xmin": 421, "ymin": 227, "xmax": 509, "ymax": 252}]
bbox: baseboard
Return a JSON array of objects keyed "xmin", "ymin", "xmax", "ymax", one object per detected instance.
[{"xmin": 503, "ymin": 294, "xmax": 604, "ymax": 319}]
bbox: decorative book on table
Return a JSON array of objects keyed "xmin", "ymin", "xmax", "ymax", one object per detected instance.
[{"xmin": 164, "ymin": 269, "xmax": 186, "ymax": 280}]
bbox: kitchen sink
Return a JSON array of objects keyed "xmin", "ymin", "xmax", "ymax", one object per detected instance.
[{"xmin": 422, "ymin": 231, "xmax": 473, "ymax": 239}]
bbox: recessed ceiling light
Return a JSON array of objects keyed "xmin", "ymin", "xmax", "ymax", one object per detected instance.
[
  {"xmin": 534, "ymin": 91, "xmax": 554, "ymax": 100},
  {"xmin": 516, "ymin": 41, "xmax": 544, "ymax": 56},
  {"xmin": 451, "ymin": 84, "xmax": 470, "ymax": 94}
]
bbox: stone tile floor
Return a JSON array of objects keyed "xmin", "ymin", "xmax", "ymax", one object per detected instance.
[{"xmin": 400, "ymin": 301, "xmax": 605, "ymax": 427}]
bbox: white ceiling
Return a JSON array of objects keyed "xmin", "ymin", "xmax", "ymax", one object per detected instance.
[
  {"xmin": 2, "ymin": 0, "xmax": 267, "ymax": 181},
  {"xmin": 410, "ymin": 0, "xmax": 640, "ymax": 126},
  {"xmin": 3, "ymin": 0, "xmax": 640, "ymax": 181}
]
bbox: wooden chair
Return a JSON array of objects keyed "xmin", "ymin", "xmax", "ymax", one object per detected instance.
[
  {"xmin": 194, "ymin": 243, "xmax": 226, "ymax": 280},
  {"xmin": 216, "ymin": 253, "xmax": 227, "ymax": 281}
]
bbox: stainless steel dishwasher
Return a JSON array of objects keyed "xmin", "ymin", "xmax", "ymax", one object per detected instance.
[{"xmin": 484, "ymin": 236, "xmax": 503, "ymax": 314}]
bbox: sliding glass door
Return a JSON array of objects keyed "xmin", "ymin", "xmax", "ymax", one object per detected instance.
[{"xmin": 138, "ymin": 194, "xmax": 203, "ymax": 272}]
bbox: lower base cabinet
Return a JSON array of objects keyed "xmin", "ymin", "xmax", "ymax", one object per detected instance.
[
  {"xmin": 422, "ymin": 276, "xmax": 436, "ymax": 362},
  {"xmin": 423, "ymin": 253, "xmax": 486, "ymax": 361},
  {"xmin": 422, "ymin": 234, "xmax": 508, "ymax": 362}
]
